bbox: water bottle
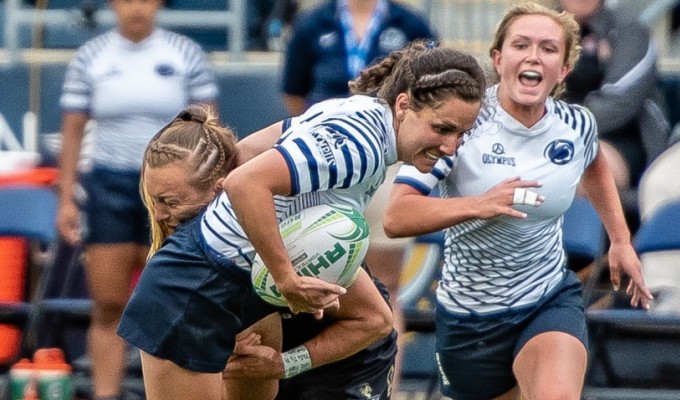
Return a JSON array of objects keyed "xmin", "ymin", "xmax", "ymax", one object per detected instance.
[
  {"xmin": 9, "ymin": 358, "xmax": 38, "ymax": 400},
  {"xmin": 33, "ymin": 348, "xmax": 74, "ymax": 400}
]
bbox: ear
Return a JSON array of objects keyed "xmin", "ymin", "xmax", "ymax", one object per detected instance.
[
  {"xmin": 214, "ymin": 177, "xmax": 226, "ymax": 195},
  {"xmin": 394, "ymin": 93, "xmax": 410, "ymax": 121},
  {"xmin": 557, "ymin": 64, "xmax": 571, "ymax": 85},
  {"xmin": 491, "ymin": 49, "xmax": 502, "ymax": 75}
]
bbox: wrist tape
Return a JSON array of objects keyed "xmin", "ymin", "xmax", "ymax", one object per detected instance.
[{"xmin": 281, "ymin": 345, "xmax": 312, "ymax": 379}]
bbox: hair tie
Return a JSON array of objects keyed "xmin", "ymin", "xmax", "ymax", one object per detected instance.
[{"xmin": 176, "ymin": 109, "xmax": 206, "ymax": 124}]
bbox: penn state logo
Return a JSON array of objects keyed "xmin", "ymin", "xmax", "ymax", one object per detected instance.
[
  {"xmin": 155, "ymin": 63, "xmax": 176, "ymax": 77},
  {"xmin": 379, "ymin": 28, "xmax": 407, "ymax": 53},
  {"xmin": 544, "ymin": 139, "xmax": 574, "ymax": 165}
]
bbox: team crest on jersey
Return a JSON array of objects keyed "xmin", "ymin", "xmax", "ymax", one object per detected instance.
[
  {"xmin": 155, "ymin": 63, "xmax": 177, "ymax": 77},
  {"xmin": 310, "ymin": 128, "xmax": 345, "ymax": 164},
  {"xmin": 544, "ymin": 139, "xmax": 574, "ymax": 165},
  {"xmin": 482, "ymin": 142, "xmax": 516, "ymax": 166}
]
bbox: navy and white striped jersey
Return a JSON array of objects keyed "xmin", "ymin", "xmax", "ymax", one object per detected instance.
[
  {"xmin": 396, "ymin": 85, "xmax": 599, "ymax": 316},
  {"xmin": 201, "ymin": 95, "xmax": 397, "ymax": 270},
  {"xmin": 60, "ymin": 28, "xmax": 218, "ymax": 171}
]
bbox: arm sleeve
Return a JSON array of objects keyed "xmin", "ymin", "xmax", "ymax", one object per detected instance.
[
  {"xmin": 60, "ymin": 48, "xmax": 92, "ymax": 113},
  {"xmin": 393, "ymin": 157, "xmax": 452, "ymax": 195},
  {"xmin": 184, "ymin": 41, "xmax": 219, "ymax": 103}
]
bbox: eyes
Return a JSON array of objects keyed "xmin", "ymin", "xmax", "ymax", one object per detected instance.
[
  {"xmin": 512, "ymin": 41, "xmax": 560, "ymax": 54},
  {"xmin": 431, "ymin": 124, "xmax": 460, "ymax": 136},
  {"xmin": 154, "ymin": 197, "xmax": 180, "ymax": 209}
]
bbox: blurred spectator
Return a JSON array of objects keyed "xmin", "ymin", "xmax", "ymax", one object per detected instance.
[
  {"xmin": 281, "ymin": 0, "xmax": 436, "ymax": 115},
  {"xmin": 638, "ymin": 138, "xmax": 680, "ymax": 314},
  {"xmin": 559, "ymin": 0, "xmax": 670, "ymax": 190},
  {"xmin": 56, "ymin": 1, "xmax": 218, "ymax": 399},
  {"xmin": 279, "ymin": 0, "xmax": 435, "ymax": 391},
  {"xmin": 246, "ymin": 0, "xmax": 299, "ymax": 51}
]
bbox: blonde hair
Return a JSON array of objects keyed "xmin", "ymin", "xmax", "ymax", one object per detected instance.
[
  {"xmin": 349, "ymin": 40, "xmax": 486, "ymax": 111},
  {"xmin": 490, "ymin": 2, "xmax": 581, "ymax": 98},
  {"xmin": 140, "ymin": 104, "xmax": 238, "ymax": 256}
]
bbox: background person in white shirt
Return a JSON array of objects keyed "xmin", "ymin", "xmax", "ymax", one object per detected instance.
[{"xmin": 56, "ymin": 1, "xmax": 217, "ymax": 398}]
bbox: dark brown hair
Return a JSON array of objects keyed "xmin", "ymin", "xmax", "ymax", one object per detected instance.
[{"xmin": 349, "ymin": 40, "xmax": 486, "ymax": 111}]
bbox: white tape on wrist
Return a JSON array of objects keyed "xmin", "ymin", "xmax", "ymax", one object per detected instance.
[{"xmin": 281, "ymin": 345, "xmax": 312, "ymax": 379}]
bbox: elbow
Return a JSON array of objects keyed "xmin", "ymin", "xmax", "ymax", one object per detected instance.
[
  {"xmin": 382, "ymin": 214, "xmax": 406, "ymax": 239},
  {"xmin": 364, "ymin": 306, "xmax": 394, "ymax": 344}
]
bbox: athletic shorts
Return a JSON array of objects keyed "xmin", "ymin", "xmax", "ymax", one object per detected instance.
[
  {"xmin": 435, "ymin": 271, "xmax": 587, "ymax": 400},
  {"xmin": 277, "ymin": 274, "xmax": 398, "ymax": 400},
  {"xmin": 117, "ymin": 212, "xmax": 278, "ymax": 373},
  {"xmin": 80, "ymin": 166, "xmax": 150, "ymax": 245}
]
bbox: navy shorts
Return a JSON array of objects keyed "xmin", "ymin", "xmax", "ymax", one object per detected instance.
[
  {"xmin": 277, "ymin": 274, "xmax": 398, "ymax": 400},
  {"xmin": 117, "ymin": 213, "xmax": 277, "ymax": 373},
  {"xmin": 80, "ymin": 166, "xmax": 150, "ymax": 245},
  {"xmin": 435, "ymin": 271, "xmax": 587, "ymax": 400}
]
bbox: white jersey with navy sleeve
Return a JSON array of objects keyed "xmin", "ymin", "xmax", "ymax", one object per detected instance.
[
  {"xmin": 60, "ymin": 28, "xmax": 218, "ymax": 171},
  {"xmin": 201, "ymin": 95, "xmax": 397, "ymax": 270},
  {"xmin": 395, "ymin": 85, "xmax": 599, "ymax": 316}
]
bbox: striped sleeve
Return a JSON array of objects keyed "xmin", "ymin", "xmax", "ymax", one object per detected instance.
[
  {"xmin": 59, "ymin": 34, "xmax": 112, "ymax": 112},
  {"xmin": 164, "ymin": 31, "xmax": 218, "ymax": 102},
  {"xmin": 274, "ymin": 112, "xmax": 384, "ymax": 196},
  {"xmin": 394, "ymin": 156, "xmax": 452, "ymax": 195},
  {"xmin": 574, "ymin": 104, "xmax": 599, "ymax": 168}
]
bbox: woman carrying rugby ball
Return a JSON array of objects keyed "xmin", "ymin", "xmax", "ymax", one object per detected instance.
[{"xmin": 118, "ymin": 41, "xmax": 508, "ymax": 399}]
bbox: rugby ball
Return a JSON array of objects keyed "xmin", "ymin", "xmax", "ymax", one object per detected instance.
[{"xmin": 251, "ymin": 204, "xmax": 370, "ymax": 307}]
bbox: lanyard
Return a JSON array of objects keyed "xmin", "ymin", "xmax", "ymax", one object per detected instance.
[{"xmin": 338, "ymin": 0, "xmax": 388, "ymax": 78}]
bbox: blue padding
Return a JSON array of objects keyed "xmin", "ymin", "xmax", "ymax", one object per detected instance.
[
  {"xmin": 215, "ymin": 65, "xmax": 289, "ymax": 137},
  {"xmin": 0, "ymin": 63, "xmax": 30, "ymax": 144},
  {"xmin": 563, "ymin": 197, "xmax": 604, "ymax": 260},
  {"xmin": 0, "ymin": 185, "xmax": 57, "ymax": 243},
  {"xmin": 634, "ymin": 201, "xmax": 680, "ymax": 254},
  {"xmin": 415, "ymin": 230, "xmax": 445, "ymax": 246},
  {"xmin": 39, "ymin": 63, "xmax": 69, "ymax": 134}
]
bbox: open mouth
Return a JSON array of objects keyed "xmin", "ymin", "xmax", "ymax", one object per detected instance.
[
  {"xmin": 425, "ymin": 151, "xmax": 440, "ymax": 161},
  {"xmin": 519, "ymin": 71, "xmax": 542, "ymax": 87}
]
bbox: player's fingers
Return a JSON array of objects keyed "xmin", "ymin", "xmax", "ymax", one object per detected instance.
[
  {"xmin": 323, "ymin": 298, "xmax": 340, "ymax": 314},
  {"xmin": 312, "ymin": 309, "xmax": 324, "ymax": 320},
  {"xmin": 628, "ymin": 270, "xmax": 654, "ymax": 301},
  {"xmin": 609, "ymin": 267, "xmax": 621, "ymax": 291},
  {"xmin": 511, "ymin": 188, "xmax": 544, "ymax": 206},
  {"xmin": 314, "ymin": 279, "xmax": 347, "ymax": 296}
]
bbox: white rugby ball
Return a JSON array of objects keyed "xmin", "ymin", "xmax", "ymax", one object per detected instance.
[{"xmin": 251, "ymin": 204, "xmax": 370, "ymax": 307}]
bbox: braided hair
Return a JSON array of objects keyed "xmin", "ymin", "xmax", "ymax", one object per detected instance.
[
  {"xmin": 141, "ymin": 104, "xmax": 238, "ymax": 255},
  {"xmin": 349, "ymin": 40, "xmax": 487, "ymax": 111}
]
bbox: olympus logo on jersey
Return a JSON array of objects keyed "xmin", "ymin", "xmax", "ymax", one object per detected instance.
[
  {"xmin": 482, "ymin": 142, "xmax": 516, "ymax": 166},
  {"xmin": 544, "ymin": 139, "xmax": 575, "ymax": 165},
  {"xmin": 310, "ymin": 129, "xmax": 346, "ymax": 164}
]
